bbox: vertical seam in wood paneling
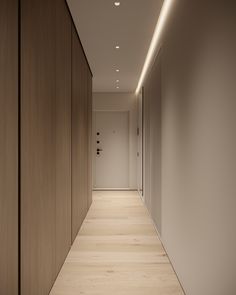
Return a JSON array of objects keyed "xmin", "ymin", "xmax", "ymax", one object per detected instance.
[
  {"xmin": 18, "ymin": 0, "xmax": 21, "ymax": 293},
  {"xmin": 70, "ymin": 22, "xmax": 73, "ymax": 246}
]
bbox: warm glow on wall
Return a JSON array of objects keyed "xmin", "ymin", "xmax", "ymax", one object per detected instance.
[{"xmin": 135, "ymin": 0, "xmax": 174, "ymax": 95}]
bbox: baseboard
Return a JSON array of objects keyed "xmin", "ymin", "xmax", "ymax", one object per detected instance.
[{"xmin": 137, "ymin": 189, "xmax": 144, "ymax": 201}]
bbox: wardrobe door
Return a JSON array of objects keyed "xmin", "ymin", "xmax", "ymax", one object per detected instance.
[
  {"xmin": 54, "ymin": 0, "xmax": 72, "ymax": 275},
  {"xmin": 21, "ymin": 0, "xmax": 71, "ymax": 293},
  {"xmin": 82, "ymin": 58, "xmax": 89, "ymax": 221},
  {"xmin": 0, "ymin": 0, "xmax": 18, "ymax": 294},
  {"xmin": 87, "ymin": 71, "xmax": 93, "ymax": 209},
  {"xmin": 71, "ymin": 26, "xmax": 90, "ymax": 241},
  {"xmin": 72, "ymin": 25, "xmax": 83, "ymax": 241}
]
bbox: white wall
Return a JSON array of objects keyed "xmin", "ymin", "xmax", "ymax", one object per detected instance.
[
  {"xmin": 93, "ymin": 93, "xmax": 138, "ymax": 189},
  {"xmin": 142, "ymin": 1, "xmax": 236, "ymax": 294},
  {"xmin": 143, "ymin": 55, "xmax": 162, "ymax": 234}
]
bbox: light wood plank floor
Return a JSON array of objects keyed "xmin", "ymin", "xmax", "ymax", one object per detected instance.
[{"xmin": 50, "ymin": 191, "xmax": 184, "ymax": 295}]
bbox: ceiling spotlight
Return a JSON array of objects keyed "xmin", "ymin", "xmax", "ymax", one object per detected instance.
[
  {"xmin": 114, "ymin": 2, "xmax": 120, "ymax": 6},
  {"xmin": 116, "ymin": 80, "xmax": 120, "ymax": 83},
  {"xmin": 116, "ymin": 86, "xmax": 120, "ymax": 89},
  {"xmin": 115, "ymin": 45, "xmax": 120, "ymax": 49},
  {"xmin": 116, "ymin": 69, "xmax": 120, "ymax": 72}
]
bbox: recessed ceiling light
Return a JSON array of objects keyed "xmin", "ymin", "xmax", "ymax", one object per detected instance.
[
  {"xmin": 116, "ymin": 69, "xmax": 120, "ymax": 72},
  {"xmin": 116, "ymin": 80, "xmax": 120, "ymax": 83},
  {"xmin": 114, "ymin": 2, "xmax": 120, "ymax": 7},
  {"xmin": 116, "ymin": 86, "xmax": 120, "ymax": 89},
  {"xmin": 115, "ymin": 45, "xmax": 120, "ymax": 49}
]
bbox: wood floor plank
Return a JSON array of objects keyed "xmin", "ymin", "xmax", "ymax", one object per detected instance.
[{"xmin": 50, "ymin": 191, "xmax": 184, "ymax": 295}]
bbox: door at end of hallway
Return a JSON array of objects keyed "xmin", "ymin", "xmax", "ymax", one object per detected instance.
[{"xmin": 93, "ymin": 111, "xmax": 129, "ymax": 189}]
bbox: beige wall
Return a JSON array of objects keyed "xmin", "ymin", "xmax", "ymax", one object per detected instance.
[
  {"xmin": 143, "ymin": 56, "xmax": 162, "ymax": 233},
  {"xmin": 143, "ymin": 1, "xmax": 236, "ymax": 294},
  {"xmin": 93, "ymin": 93, "xmax": 138, "ymax": 189}
]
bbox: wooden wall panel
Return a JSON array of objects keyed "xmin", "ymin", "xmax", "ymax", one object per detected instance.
[
  {"xmin": 72, "ymin": 25, "xmax": 82, "ymax": 241},
  {"xmin": 0, "ymin": 0, "xmax": 18, "ymax": 294},
  {"xmin": 55, "ymin": 1, "xmax": 72, "ymax": 274},
  {"xmin": 21, "ymin": 0, "xmax": 71, "ymax": 293},
  {"xmin": 87, "ymin": 72, "xmax": 93, "ymax": 209},
  {"xmin": 82, "ymin": 58, "xmax": 89, "ymax": 220},
  {"xmin": 0, "ymin": 0, "xmax": 92, "ymax": 293},
  {"xmin": 72, "ymin": 25, "xmax": 91, "ymax": 241}
]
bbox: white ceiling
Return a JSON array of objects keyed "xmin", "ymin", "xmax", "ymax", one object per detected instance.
[{"xmin": 67, "ymin": 0, "xmax": 164, "ymax": 93}]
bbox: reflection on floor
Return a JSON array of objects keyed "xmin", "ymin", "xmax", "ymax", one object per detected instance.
[{"xmin": 50, "ymin": 191, "xmax": 184, "ymax": 295}]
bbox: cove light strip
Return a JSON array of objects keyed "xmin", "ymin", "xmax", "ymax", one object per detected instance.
[{"xmin": 135, "ymin": 0, "xmax": 174, "ymax": 95}]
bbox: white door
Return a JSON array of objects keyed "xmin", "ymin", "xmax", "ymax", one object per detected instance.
[{"xmin": 93, "ymin": 111, "xmax": 129, "ymax": 189}]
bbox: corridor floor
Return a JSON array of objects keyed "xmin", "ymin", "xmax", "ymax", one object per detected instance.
[{"xmin": 50, "ymin": 191, "xmax": 184, "ymax": 295}]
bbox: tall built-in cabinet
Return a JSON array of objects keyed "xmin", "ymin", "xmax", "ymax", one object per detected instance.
[
  {"xmin": 0, "ymin": 0, "xmax": 92, "ymax": 294},
  {"xmin": 71, "ymin": 26, "xmax": 93, "ymax": 242},
  {"xmin": 0, "ymin": 1, "xmax": 19, "ymax": 294}
]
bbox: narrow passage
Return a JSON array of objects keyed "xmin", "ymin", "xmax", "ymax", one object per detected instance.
[{"xmin": 50, "ymin": 191, "xmax": 184, "ymax": 295}]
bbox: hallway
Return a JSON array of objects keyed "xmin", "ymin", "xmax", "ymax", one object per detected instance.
[
  {"xmin": 1, "ymin": 1, "xmax": 236, "ymax": 294},
  {"xmin": 50, "ymin": 191, "xmax": 184, "ymax": 295}
]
